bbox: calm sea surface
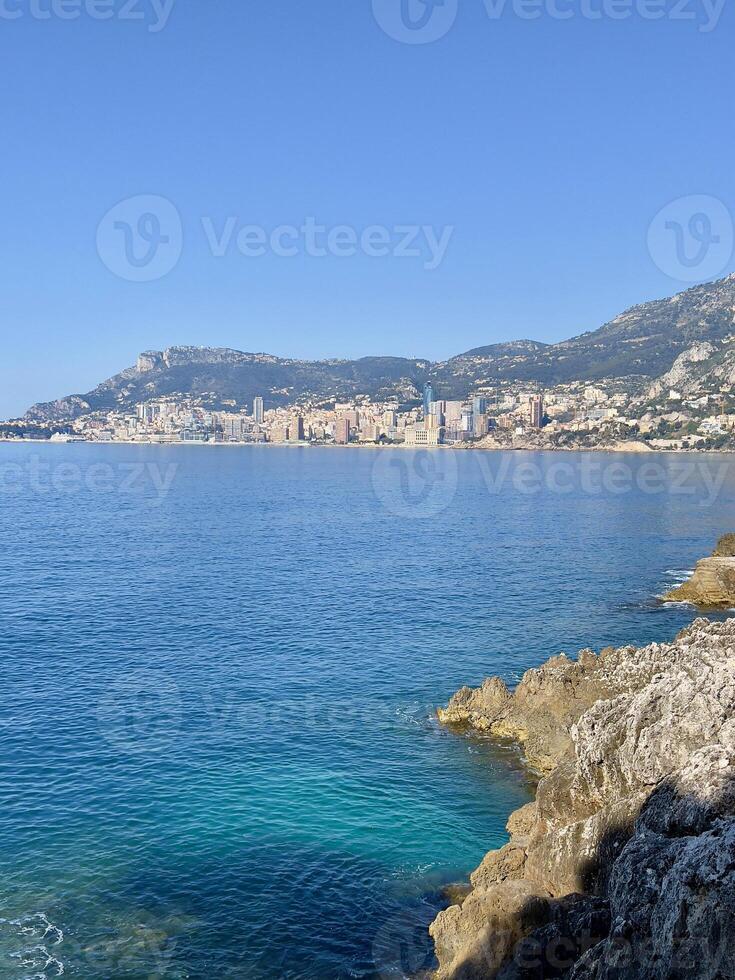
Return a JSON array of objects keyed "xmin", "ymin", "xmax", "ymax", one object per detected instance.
[{"xmin": 1, "ymin": 444, "xmax": 733, "ymax": 979}]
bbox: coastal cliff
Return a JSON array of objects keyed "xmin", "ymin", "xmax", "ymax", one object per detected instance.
[
  {"xmin": 664, "ymin": 534, "xmax": 735, "ymax": 607},
  {"xmin": 431, "ymin": 618, "xmax": 735, "ymax": 978}
]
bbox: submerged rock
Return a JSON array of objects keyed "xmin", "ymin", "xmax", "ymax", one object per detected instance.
[{"xmin": 431, "ymin": 618, "xmax": 735, "ymax": 979}]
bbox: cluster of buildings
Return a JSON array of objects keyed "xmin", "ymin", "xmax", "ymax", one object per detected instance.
[
  {"xmin": 56, "ymin": 385, "xmax": 549, "ymax": 447},
  {"xmin": 31, "ymin": 376, "xmax": 735, "ymax": 451}
]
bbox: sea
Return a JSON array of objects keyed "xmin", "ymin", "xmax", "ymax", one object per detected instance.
[{"xmin": 0, "ymin": 443, "xmax": 732, "ymax": 979}]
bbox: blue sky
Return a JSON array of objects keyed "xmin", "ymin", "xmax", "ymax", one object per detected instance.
[{"xmin": 1, "ymin": 0, "xmax": 734, "ymax": 418}]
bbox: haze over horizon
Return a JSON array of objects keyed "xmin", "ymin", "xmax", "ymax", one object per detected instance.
[{"xmin": 2, "ymin": 0, "xmax": 734, "ymax": 418}]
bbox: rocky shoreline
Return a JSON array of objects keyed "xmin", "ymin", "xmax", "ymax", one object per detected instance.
[
  {"xmin": 431, "ymin": 618, "xmax": 735, "ymax": 978},
  {"xmin": 663, "ymin": 535, "xmax": 735, "ymax": 608}
]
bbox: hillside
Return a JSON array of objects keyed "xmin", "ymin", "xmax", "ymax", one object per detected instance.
[
  {"xmin": 23, "ymin": 274, "xmax": 735, "ymax": 421},
  {"xmin": 439, "ymin": 273, "xmax": 735, "ymax": 389}
]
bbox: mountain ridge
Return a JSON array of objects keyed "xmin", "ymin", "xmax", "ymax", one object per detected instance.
[{"xmin": 24, "ymin": 274, "xmax": 735, "ymax": 421}]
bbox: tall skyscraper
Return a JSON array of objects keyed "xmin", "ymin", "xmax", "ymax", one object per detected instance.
[
  {"xmin": 334, "ymin": 419, "xmax": 350, "ymax": 444},
  {"xmin": 423, "ymin": 383, "xmax": 434, "ymax": 419},
  {"xmin": 472, "ymin": 395, "xmax": 487, "ymax": 416},
  {"xmin": 529, "ymin": 395, "xmax": 544, "ymax": 429},
  {"xmin": 290, "ymin": 416, "xmax": 305, "ymax": 442},
  {"xmin": 253, "ymin": 396, "xmax": 264, "ymax": 424}
]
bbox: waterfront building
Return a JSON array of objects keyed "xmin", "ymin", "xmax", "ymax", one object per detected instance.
[
  {"xmin": 253, "ymin": 396, "xmax": 264, "ymax": 423},
  {"xmin": 221, "ymin": 416, "xmax": 247, "ymax": 441},
  {"xmin": 472, "ymin": 395, "xmax": 487, "ymax": 416},
  {"xmin": 359, "ymin": 424, "xmax": 380, "ymax": 442},
  {"xmin": 444, "ymin": 420, "xmax": 470, "ymax": 443},
  {"xmin": 334, "ymin": 419, "xmax": 350, "ymax": 444},
  {"xmin": 290, "ymin": 416, "xmax": 305, "ymax": 442},
  {"xmin": 404, "ymin": 426, "xmax": 440, "ymax": 446}
]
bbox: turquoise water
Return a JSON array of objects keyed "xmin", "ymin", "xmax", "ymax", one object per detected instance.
[{"xmin": 0, "ymin": 445, "xmax": 732, "ymax": 979}]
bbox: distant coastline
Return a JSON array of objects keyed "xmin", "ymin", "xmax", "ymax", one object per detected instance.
[{"xmin": 0, "ymin": 437, "xmax": 726, "ymax": 455}]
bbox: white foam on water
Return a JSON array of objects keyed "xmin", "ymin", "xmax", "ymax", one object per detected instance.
[{"xmin": 0, "ymin": 914, "xmax": 65, "ymax": 979}]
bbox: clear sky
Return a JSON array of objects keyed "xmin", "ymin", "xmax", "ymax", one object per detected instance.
[{"xmin": 1, "ymin": 0, "xmax": 734, "ymax": 418}]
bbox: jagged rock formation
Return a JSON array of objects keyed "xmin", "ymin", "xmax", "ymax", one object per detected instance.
[
  {"xmin": 664, "ymin": 535, "xmax": 735, "ymax": 607},
  {"xmin": 645, "ymin": 341, "xmax": 717, "ymax": 399},
  {"xmin": 22, "ymin": 273, "xmax": 735, "ymax": 421},
  {"xmin": 431, "ymin": 618, "xmax": 735, "ymax": 979}
]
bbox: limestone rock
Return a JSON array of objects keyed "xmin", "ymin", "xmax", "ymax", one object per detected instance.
[
  {"xmin": 431, "ymin": 618, "xmax": 735, "ymax": 979},
  {"xmin": 664, "ymin": 535, "xmax": 735, "ymax": 607}
]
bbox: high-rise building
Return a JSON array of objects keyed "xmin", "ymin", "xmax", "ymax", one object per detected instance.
[
  {"xmin": 429, "ymin": 400, "xmax": 445, "ymax": 425},
  {"xmin": 137, "ymin": 403, "xmax": 158, "ymax": 424},
  {"xmin": 221, "ymin": 416, "xmax": 247, "ymax": 441},
  {"xmin": 472, "ymin": 395, "xmax": 487, "ymax": 416},
  {"xmin": 290, "ymin": 416, "xmax": 305, "ymax": 442},
  {"xmin": 444, "ymin": 400, "xmax": 464, "ymax": 423},
  {"xmin": 529, "ymin": 395, "xmax": 544, "ymax": 429},
  {"xmin": 334, "ymin": 419, "xmax": 350, "ymax": 444},
  {"xmin": 253, "ymin": 396, "xmax": 264, "ymax": 424},
  {"xmin": 423, "ymin": 383, "xmax": 434, "ymax": 419},
  {"xmin": 359, "ymin": 423, "xmax": 380, "ymax": 443}
]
